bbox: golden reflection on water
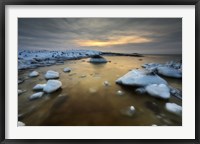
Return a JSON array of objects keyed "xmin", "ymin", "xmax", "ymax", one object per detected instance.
[{"xmin": 18, "ymin": 55, "xmax": 182, "ymax": 126}]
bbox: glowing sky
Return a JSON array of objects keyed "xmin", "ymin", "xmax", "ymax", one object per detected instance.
[{"xmin": 18, "ymin": 18, "xmax": 182, "ymax": 54}]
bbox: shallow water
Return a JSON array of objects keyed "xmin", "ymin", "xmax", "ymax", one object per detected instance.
[{"xmin": 18, "ymin": 55, "xmax": 182, "ymax": 126}]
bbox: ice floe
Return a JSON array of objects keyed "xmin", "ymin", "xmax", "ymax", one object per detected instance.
[
  {"xmin": 43, "ymin": 80, "xmax": 62, "ymax": 93},
  {"xmin": 116, "ymin": 69, "xmax": 168, "ymax": 87},
  {"xmin": 29, "ymin": 92, "xmax": 44, "ymax": 100},
  {"xmin": 157, "ymin": 66, "xmax": 182, "ymax": 78},
  {"xmin": 165, "ymin": 103, "xmax": 182, "ymax": 116},
  {"xmin": 145, "ymin": 84, "xmax": 170, "ymax": 99},
  {"xmin": 63, "ymin": 67, "xmax": 71, "ymax": 72},
  {"xmin": 45, "ymin": 70, "xmax": 59, "ymax": 79},
  {"xmin": 33, "ymin": 84, "xmax": 46, "ymax": 90},
  {"xmin": 29, "ymin": 71, "xmax": 39, "ymax": 77}
]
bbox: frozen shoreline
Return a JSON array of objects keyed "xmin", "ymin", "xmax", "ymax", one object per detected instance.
[
  {"xmin": 18, "ymin": 50, "xmax": 145, "ymax": 70},
  {"xmin": 18, "ymin": 49, "xmax": 102, "ymax": 70}
]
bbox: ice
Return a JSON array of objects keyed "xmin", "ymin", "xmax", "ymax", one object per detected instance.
[
  {"xmin": 43, "ymin": 80, "xmax": 62, "ymax": 93},
  {"xmin": 157, "ymin": 66, "xmax": 182, "ymax": 78},
  {"xmin": 29, "ymin": 71, "xmax": 39, "ymax": 77},
  {"xmin": 33, "ymin": 84, "xmax": 46, "ymax": 90},
  {"xmin": 145, "ymin": 84, "xmax": 170, "ymax": 99},
  {"xmin": 116, "ymin": 69, "xmax": 168, "ymax": 87},
  {"xmin": 29, "ymin": 92, "xmax": 44, "ymax": 100},
  {"xmin": 63, "ymin": 67, "xmax": 71, "ymax": 72},
  {"xmin": 165, "ymin": 103, "xmax": 182, "ymax": 116},
  {"xmin": 45, "ymin": 70, "xmax": 59, "ymax": 79}
]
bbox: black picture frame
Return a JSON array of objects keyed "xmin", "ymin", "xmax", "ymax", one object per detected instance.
[{"xmin": 0, "ymin": 0, "xmax": 199, "ymax": 143}]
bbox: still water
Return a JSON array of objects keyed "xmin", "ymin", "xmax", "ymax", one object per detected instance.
[{"xmin": 18, "ymin": 55, "xmax": 182, "ymax": 126}]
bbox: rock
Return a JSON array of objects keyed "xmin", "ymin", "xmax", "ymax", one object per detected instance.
[
  {"xmin": 165, "ymin": 103, "xmax": 182, "ymax": 116},
  {"xmin": 43, "ymin": 80, "xmax": 62, "ymax": 93},
  {"xmin": 29, "ymin": 92, "xmax": 44, "ymax": 100},
  {"xmin": 145, "ymin": 84, "xmax": 170, "ymax": 99},
  {"xmin": 89, "ymin": 55, "xmax": 107, "ymax": 63},
  {"xmin": 152, "ymin": 124, "xmax": 157, "ymax": 126},
  {"xmin": 63, "ymin": 67, "xmax": 71, "ymax": 72},
  {"xmin": 120, "ymin": 105, "xmax": 136, "ymax": 117},
  {"xmin": 116, "ymin": 69, "xmax": 167, "ymax": 87},
  {"xmin": 135, "ymin": 87, "xmax": 146, "ymax": 94},
  {"xmin": 18, "ymin": 121, "xmax": 25, "ymax": 126},
  {"xmin": 157, "ymin": 66, "xmax": 182, "ymax": 78},
  {"xmin": 117, "ymin": 90, "xmax": 124, "ymax": 96},
  {"xmin": 33, "ymin": 84, "xmax": 46, "ymax": 90},
  {"xmin": 45, "ymin": 70, "xmax": 59, "ymax": 79},
  {"xmin": 29, "ymin": 71, "xmax": 39, "ymax": 77}
]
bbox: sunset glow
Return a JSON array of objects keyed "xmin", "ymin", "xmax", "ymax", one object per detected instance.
[{"xmin": 76, "ymin": 36, "xmax": 152, "ymax": 47}]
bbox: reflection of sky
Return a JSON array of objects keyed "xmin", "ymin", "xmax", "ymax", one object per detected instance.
[{"xmin": 18, "ymin": 18, "xmax": 182, "ymax": 54}]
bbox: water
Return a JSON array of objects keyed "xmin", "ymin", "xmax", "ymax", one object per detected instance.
[{"xmin": 18, "ymin": 55, "xmax": 182, "ymax": 126}]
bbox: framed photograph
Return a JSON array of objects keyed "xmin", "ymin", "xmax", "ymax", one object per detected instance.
[{"xmin": 1, "ymin": 0, "xmax": 199, "ymax": 143}]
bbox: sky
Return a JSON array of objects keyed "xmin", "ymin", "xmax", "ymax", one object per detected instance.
[{"xmin": 18, "ymin": 18, "xmax": 182, "ymax": 54}]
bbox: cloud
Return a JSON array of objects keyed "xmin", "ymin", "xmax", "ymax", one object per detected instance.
[
  {"xmin": 76, "ymin": 35, "xmax": 153, "ymax": 47},
  {"xmin": 18, "ymin": 18, "xmax": 182, "ymax": 54}
]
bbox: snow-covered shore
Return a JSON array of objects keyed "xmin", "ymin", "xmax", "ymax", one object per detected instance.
[{"xmin": 18, "ymin": 50, "xmax": 102, "ymax": 70}]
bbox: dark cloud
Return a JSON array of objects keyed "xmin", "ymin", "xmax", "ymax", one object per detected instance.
[{"xmin": 18, "ymin": 18, "xmax": 182, "ymax": 54}]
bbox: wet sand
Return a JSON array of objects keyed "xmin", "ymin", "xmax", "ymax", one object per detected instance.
[{"xmin": 18, "ymin": 55, "xmax": 182, "ymax": 126}]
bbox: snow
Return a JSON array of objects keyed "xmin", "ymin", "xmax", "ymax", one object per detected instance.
[
  {"xmin": 29, "ymin": 71, "xmax": 39, "ymax": 77},
  {"xmin": 157, "ymin": 66, "xmax": 182, "ymax": 78},
  {"xmin": 33, "ymin": 84, "xmax": 46, "ymax": 90},
  {"xmin": 43, "ymin": 80, "xmax": 62, "ymax": 93},
  {"xmin": 165, "ymin": 103, "xmax": 182, "ymax": 116},
  {"xmin": 29, "ymin": 92, "xmax": 44, "ymax": 100},
  {"xmin": 63, "ymin": 67, "xmax": 71, "ymax": 72},
  {"xmin": 116, "ymin": 69, "xmax": 168, "ymax": 87},
  {"xmin": 18, "ymin": 49, "xmax": 102, "ymax": 70},
  {"xmin": 145, "ymin": 84, "xmax": 170, "ymax": 99},
  {"xmin": 45, "ymin": 70, "xmax": 59, "ymax": 79},
  {"xmin": 18, "ymin": 121, "xmax": 25, "ymax": 126}
]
